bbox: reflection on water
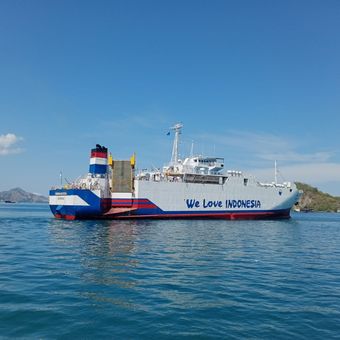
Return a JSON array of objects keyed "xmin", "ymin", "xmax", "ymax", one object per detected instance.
[
  {"xmin": 1, "ymin": 204, "xmax": 340, "ymax": 338},
  {"xmin": 48, "ymin": 219, "xmax": 145, "ymax": 294}
]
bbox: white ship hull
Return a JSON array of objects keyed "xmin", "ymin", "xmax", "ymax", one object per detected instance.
[{"xmin": 49, "ymin": 178, "xmax": 300, "ymax": 220}]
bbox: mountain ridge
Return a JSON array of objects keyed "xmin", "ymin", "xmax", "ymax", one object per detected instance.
[{"xmin": 0, "ymin": 188, "xmax": 48, "ymax": 203}]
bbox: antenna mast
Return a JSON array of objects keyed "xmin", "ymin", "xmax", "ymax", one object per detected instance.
[
  {"xmin": 170, "ymin": 123, "xmax": 183, "ymax": 165},
  {"xmin": 190, "ymin": 140, "xmax": 194, "ymax": 157},
  {"xmin": 274, "ymin": 160, "xmax": 278, "ymax": 185}
]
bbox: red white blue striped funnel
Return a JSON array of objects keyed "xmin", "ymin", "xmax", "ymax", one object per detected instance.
[{"xmin": 89, "ymin": 144, "xmax": 108, "ymax": 175}]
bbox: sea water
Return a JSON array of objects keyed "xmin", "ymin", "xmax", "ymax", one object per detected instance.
[{"xmin": 0, "ymin": 203, "xmax": 339, "ymax": 339}]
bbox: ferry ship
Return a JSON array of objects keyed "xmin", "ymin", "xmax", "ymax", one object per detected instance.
[{"xmin": 49, "ymin": 124, "xmax": 301, "ymax": 220}]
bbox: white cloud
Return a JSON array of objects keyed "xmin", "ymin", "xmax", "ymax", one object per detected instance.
[
  {"xmin": 249, "ymin": 162, "xmax": 340, "ymax": 189},
  {"xmin": 258, "ymin": 151, "xmax": 333, "ymax": 162},
  {"xmin": 197, "ymin": 131, "xmax": 290, "ymax": 153},
  {"xmin": 197, "ymin": 130, "xmax": 334, "ymax": 163},
  {"xmin": 194, "ymin": 130, "xmax": 340, "ymax": 194},
  {"xmin": 0, "ymin": 133, "xmax": 24, "ymax": 155}
]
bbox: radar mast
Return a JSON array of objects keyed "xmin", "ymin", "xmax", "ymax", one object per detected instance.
[{"xmin": 170, "ymin": 123, "xmax": 183, "ymax": 165}]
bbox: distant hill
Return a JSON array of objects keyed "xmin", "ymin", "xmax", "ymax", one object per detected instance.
[
  {"xmin": 295, "ymin": 182, "xmax": 340, "ymax": 212},
  {"xmin": 0, "ymin": 188, "xmax": 48, "ymax": 203}
]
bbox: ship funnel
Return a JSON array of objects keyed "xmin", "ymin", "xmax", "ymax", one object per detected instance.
[{"xmin": 89, "ymin": 145, "xmax": 108, "ymax": 175}]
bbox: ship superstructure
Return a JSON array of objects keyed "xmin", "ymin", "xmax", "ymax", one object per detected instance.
[{"xmin": 49, "ymin": 124, "xmax": 301, "ymax": 220}]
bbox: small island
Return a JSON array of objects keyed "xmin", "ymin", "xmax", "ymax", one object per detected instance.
[{"xmin": 295, "ymin": 182, "xmax": 340, "ymax": 212}]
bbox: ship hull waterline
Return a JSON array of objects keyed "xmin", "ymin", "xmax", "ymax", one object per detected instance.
[{"xmin": 52, "ymin": 210, "xmax": 291, "ymax": 221}]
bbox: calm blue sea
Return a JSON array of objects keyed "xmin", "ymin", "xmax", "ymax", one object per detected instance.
[{"xmin": 0, "ymin": 203, "xmax": 340, "ymax": 339}]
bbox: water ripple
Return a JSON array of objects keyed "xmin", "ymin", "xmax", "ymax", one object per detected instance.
[{"xmin": 1, "ymin": 205, "xmax": 340, "ymax": 338}]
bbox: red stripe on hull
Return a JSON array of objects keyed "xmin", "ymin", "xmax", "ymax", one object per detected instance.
[
  {"xmin": 133, "ymin": 204, "xmax": 157, "ymax": 209},
  {"xmin": 111, "ymin": 204, "xmax": 157, "ymax": 209},
  {"xmin": 111, "ymin": 199, "xmax": 151, "ymax": 202},
  {"xmin": 111, "ymin": 199, "xmax": 157, "ymax": 209}
]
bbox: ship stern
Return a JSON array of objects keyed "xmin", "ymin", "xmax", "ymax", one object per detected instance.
[{"xmin": 49, "ymin": 188, "xmax": 106, "ymax": 220}]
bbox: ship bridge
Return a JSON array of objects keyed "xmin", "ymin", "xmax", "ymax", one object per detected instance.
[{"xmin": 183, "ymin": 156, "xmax": 224, "ymax": 174}]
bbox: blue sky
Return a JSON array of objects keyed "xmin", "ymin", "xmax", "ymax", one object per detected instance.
[{"xmin": 1, "ymin": 0, "xmax": 340, "ymax": 196}]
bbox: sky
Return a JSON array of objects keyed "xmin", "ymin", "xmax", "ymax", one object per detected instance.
[{"xmin": 0, "ymin": 0, "xmax": 340, "ymax": 196}]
